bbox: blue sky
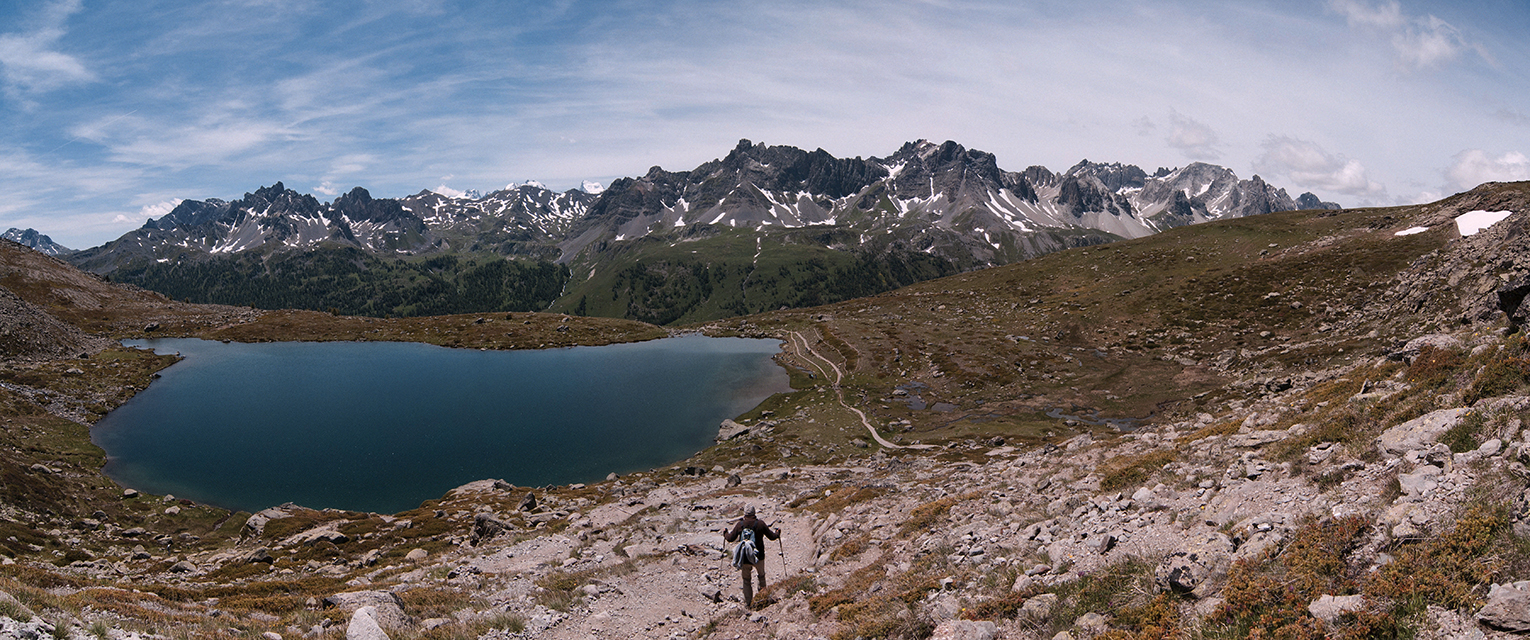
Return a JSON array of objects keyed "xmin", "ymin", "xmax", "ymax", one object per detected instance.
[{"xmin": 2, "ymin": 0, "xmax": 1528, "ymax": 249}]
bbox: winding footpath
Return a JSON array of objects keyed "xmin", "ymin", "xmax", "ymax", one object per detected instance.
[{"xmin": 786, "ymin": 331, "xmax": 935, "ymax": 450}]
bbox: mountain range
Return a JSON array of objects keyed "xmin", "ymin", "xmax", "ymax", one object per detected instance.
[
  {"xmin": 2, "ymin": 228, "xmax": 73, "ymax": 257},
  {"xmin": 59, "ymin": 139, "xmax": 1338, "ymax": 322}
]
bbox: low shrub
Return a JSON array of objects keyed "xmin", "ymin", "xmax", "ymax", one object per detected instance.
[{"xmin": 1100, "ymin": 450, "xmax": 1176, "ymax": 492}]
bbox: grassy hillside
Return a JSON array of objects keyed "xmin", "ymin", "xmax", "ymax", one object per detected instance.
[
  {"xmin": 551, "ymin": 227, "xmax": 957, "ymax": 325},
  {"xmin": 107, "ymin": 245, "xmax": 570, "ymax": 318}
]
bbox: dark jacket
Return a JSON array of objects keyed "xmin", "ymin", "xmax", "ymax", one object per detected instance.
[{"xmin": 724, "ymin": 515, "xmax": 780, "ymax": 544}]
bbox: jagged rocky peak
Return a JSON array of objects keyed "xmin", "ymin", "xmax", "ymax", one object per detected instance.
[
  {"xmin": 243, "ymin": 182, "xmax": 324, "ymax": 218},
  {"xmin": 1056, "ymin": 171, "xmax": 1135, "ymax": 218},
  {"xmin": 875, "ymin": 139, "xmax": 1035, "ymax": 202},
  {"xmin": 1022, "ymin": 165, "xmax": 1059, "ymax": 189},
  {"xmin": 333, "ymin": 186, "xmax": 412, "ymax": 225},
  {"xmin": 2, "ymin": 228, "xmax": 73, "ymax": 256},
  {"xmin": 1297, "ymin": 192, "xmax": 1343, "ymax": 210},
  {"xmin": 1065, "ymin": 160, "xmax": 1148, "ymax": 192}
]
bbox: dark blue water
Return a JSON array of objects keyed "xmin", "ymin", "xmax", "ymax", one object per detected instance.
[{"xmin": 93, "ymin": 336, "xmax": 790, "ymax": 514}]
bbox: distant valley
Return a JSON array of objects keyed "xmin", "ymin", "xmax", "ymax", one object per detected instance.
[{"xmin": 48, "ymin": 139, "xmax": 1337, "ymax": 324}]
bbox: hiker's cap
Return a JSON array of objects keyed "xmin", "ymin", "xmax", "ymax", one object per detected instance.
[{"xmin": 745, "ymin": 505, "xmax": 756, "ymax": 516}]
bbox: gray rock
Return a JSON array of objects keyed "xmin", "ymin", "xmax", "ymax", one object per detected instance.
[
  {"xmin": 1020, "ymin": 593, "xmax": 1059, "ymax": 620},
  {"xmin": 261, "ymin": 632, "xmax": 283, "ymax": 640},
  {"xmin": 422, "ymin": 618, "xmax": 452, "ymax": 631},
  {"xmin": 1398, "ymin": 465, "xmax": 1443, "ymax": 497},
  {"xmin": 1308, "ymin": 594, "xmax": 1365, "ymax": 624},
  {"xmin": 1479, "ymin": 438, "xmax": 1503, "ymax": 457},
  {"xmin": 325, "ymin": 591, "xmax": 408, "ymax": 631},
  {"xmin": 517, "ymin": 491, "xmax": 537, "ymax": 512},
  {"xmin": 1087, "ymin": 533, "xmax": 1116, "ymax": 554},
  {"xmin": 404, "ymin": 549, "xmax": 428, "ymax": 562},
  {"xmin": 1156, "ymin": 552, "xmax": 1208, "ymax": 594},
  {"xmin": 170, "ymin": 560, "xmax": 196, "ymax": 573},
  {"xmin": 0, "ymin": 590, "xmax": 37, "ymax": 621},
  {"xmin": 245, "ymin": 547, "xmax": 275, "ymax": 564},
  {"xmin": 1376, "ymin": 408, "xmax": 1471, "ymax": 456},
  {"xmin": 717, "ymin": 419, "xmax": 750, "ymax": 442},
  {"xmin": 1227, "ymin": 430, "xmax": 1288, "ymax": 447},
  {"xmin": 345, "ymin": 606, "xmax": 390, "ymax": 640},
  {"xmin": 1478, "ymin": 581, "xmax": 1530, "ymax": 631},
  {"xmin": 1074, "ymin": 612, "xmax": 1109, "ymax": 632},
  {"xmin": 471, "ymin": 513, "xmax": 511, "ymax": 546},
  {"xmin": 1389, "ymin": 334, "xmax": 1462, "ymax": 362},
  {"xmin": 931, "ymin": 619, "xmax": 998, "ymax": 640}
]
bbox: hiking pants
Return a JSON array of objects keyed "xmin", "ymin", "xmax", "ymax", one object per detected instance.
[{"xmin": 740, "ymin": 556, "xmax": 766, "ymax": 606}]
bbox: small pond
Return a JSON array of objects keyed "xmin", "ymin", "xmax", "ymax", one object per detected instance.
[{"xmin": 93, "ymin": 335, "xmax": 790, "ymax": 514}]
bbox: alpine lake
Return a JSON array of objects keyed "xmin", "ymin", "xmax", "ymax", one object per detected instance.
[{"xmin": 92, "ymin": 335, "xmax": 791, "ymax": 514}]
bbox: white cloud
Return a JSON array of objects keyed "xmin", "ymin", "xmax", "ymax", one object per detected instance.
[
  {"xmin": 1444, "ymin": 149, "xmax": 1530, "ymax": 192},
  {"xmin": 314, "ymin": 181, "xmax": 339, "ymax": 196},
  {"xmin": 1327, "ymin": 0, "xmax": 1487, "ymax": 69},
  {"xmin": 1163, "ymin": 110, "xmax": 1221, "ymax": 160},
  {"xmin": 0, "ymin": 0, "xmax": 93, "ymax": 94},
  {"xmin": 432, "ymin": 184, "xmax": 466, "ymax": 198},
  {"xmin": 1255, "ymin": 136, "xmax": 1387, "ymax": 199},
  {"xmin": 139, "ymin": 199, "xmax": 183, "ymax": 218},
  {"xmin": 1329, "ymin": 0, "xmax": 1404, "ymax": 29}
]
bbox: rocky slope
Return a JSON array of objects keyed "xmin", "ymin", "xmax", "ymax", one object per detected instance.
[{"xmin": 0, "ymin": 184, "xmax": 1527, "ymax": 640}]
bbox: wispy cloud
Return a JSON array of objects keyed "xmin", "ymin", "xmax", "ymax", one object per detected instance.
[
  {"xmin": 1444, "ymin": 149, "xmax": 1530, "ymax": 192},
  {"xmin": 0, "ymin": 0, "xmax": 93, "ymax": 96},
  {"xmin": 1328, "ymin": 0, "xmax": 1489, "ymax": 69},
  {"xmin": 1164, "ymin": 110, "xmax": 1222, "ymax": 161},
  {"xmin": 1254, "ymin": 136, "xmax": 1387, "ymax": 200}
]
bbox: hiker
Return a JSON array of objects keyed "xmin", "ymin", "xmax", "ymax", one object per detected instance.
[{"xmin": 723, "ymin": 505, "xmax": 780, "ymax": 607}]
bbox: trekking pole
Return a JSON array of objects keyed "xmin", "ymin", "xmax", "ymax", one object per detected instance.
[{"xmin": 770, "ymin": 521, "xmax": 787, "ymax": 570}]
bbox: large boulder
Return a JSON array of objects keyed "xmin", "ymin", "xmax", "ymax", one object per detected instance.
[
  {"xmin": 324, "ymin": 591, "xmax": 408, "ymax": 630},
  {"xmin": 1498, "ymin": 280, "xmax": 1530, "ymax": 330},
  {"xmin": 346, "ymin": 606, "xmax": 391, "ymax": 640},
  {"xmin": 472, "ymin": 513, "xmax": 512, "ymax": 545},
  {"xmin": 1388, "ymin": 334, "xmax": 1463, "ymax": 363},
  {"xmin": 1375, "ymin": 408, "xmax": 1471, "ymax": 457},
  {"xmin": 1156, "ymin": 534, "xmax": 1234, "ymax": 598},
  {"xmin": 1478, "ymin": 581, "xmax": 1530, "ymax": 631},
  {"xmin": 717, "ymin": 419, "xmax": 751, "ymax": 442}
]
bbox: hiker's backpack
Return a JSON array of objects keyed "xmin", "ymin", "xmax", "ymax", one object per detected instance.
[{"xmin": 731, "ymin": 527, "xmax": 759, "ymax": 567}]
